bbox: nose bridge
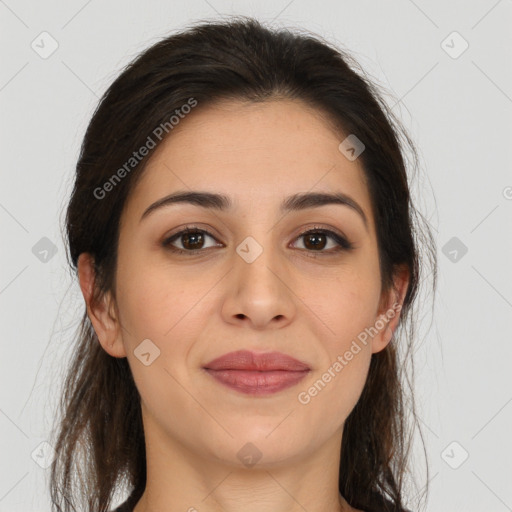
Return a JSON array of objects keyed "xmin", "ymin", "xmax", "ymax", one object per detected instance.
[
  {"xmin": 234, "ymin": 230, "xmax": 283, "ymax": 291},
  {"xmin": 231, "ymin": 203, "xmax": 280, "ymax": 268},
  {"xmin": 221, "ymin": 227, "xmax": 295, "ymax": 327}
]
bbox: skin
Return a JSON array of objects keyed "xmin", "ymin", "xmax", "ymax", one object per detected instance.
[{"xmin": 78, "ymin": 98, "xmax": 409, "ymax": 512}]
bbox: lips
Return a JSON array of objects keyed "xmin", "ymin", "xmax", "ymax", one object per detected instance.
[
  {"xmin": 203, "ymin": 350, "xmax": 310, "ymax": 395},
  {"xmin": 204, "ymin": 350, "xmax": 311, "ymax": 372}
]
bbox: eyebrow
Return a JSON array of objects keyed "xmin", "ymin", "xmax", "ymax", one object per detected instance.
[{"xmin": 140, "ymin": 190, "xmax": 368, "ymax": 230}]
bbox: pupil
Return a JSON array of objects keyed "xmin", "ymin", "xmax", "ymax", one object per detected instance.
[
  {"xmin": 183, "ymin": 232, "xmax": 203, "ymax": 249},
  {"xmin": 305, "ymin": 233, "xmax": 325, "ymax": 250}
]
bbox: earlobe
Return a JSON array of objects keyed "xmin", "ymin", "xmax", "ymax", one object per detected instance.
[
  {"xmin": 77, "ymin": 253, "xmax": 126, "ymax": 358},
  {"xmin": 371, "ymin": 264, "xmax": 410, "ymax": 354},
  {"xmin": 371, "ymin": 315, "xmax": 397, "ymax": 355}
]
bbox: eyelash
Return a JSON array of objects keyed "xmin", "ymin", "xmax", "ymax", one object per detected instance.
[{"xmin": 162, "ymin": 225, "xmax": 354, "ymax": 257}]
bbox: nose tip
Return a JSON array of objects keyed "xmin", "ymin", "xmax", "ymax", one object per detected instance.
[{"xmin": 221, "ymin": 251, "xmax": 296, "ymax": 330}]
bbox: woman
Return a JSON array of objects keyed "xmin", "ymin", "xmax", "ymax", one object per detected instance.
[{"xmin": 50, "ymin": 16, "xmax": 437, "ymax": 512}]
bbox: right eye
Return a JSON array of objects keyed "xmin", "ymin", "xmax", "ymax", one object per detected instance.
[{"xmin": 162, "ymin": 226, "xmax": 222, "ymax": 254}]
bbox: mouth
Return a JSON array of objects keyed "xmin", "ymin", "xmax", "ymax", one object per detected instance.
[{"xmin": 202, "ymin": 350, "xmax": 311, "ymax": 396}]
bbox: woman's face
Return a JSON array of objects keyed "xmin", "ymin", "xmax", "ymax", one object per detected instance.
[{"xmin": 81, "ymin": 98, "xmax": 406, "ymax": 469}]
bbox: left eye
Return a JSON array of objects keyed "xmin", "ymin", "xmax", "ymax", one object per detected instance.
[
  {"xmin": 292, "ymin": 228, "xmax": 353, "ymax": 252},
  {"xmin": 162, "ymin": 226, "xmax": 354, "ymax": 254}
]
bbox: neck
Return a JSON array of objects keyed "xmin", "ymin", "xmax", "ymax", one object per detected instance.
[{"xmin": 132, "ymin": 414, "xmax": 352, "ymax": 512}]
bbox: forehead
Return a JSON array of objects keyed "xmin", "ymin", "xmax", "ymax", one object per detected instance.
[{"xmin": 124, "ymin": 98, "xmax": 373, "ymax": 226}]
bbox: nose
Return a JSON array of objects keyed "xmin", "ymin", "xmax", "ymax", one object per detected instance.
[{"xmin": 220, "ymin": 240, "xmax": 296, "ymax": 330}]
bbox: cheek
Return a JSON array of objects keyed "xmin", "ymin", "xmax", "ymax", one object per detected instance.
[
  {"xmin": 115, "ymin": 255, "xmax": 192, "ymax": 340},
  {"xmin": 116, "ymin": 262, "xmax": 198, "ymax": 417},
  {"xmin": 114, "ymin": 257, "xmax": 210, "ymax": 383},
  {"xmin": 307, "ymin": 268, "xmax": 381, "ymax": 345},
  {"xmin": 297, "ymin": 337, "xmax": 372, "ymax": 434},
  {"xmin": 296, "ymin": 274, "xmax": 378, "ymax": 421}
]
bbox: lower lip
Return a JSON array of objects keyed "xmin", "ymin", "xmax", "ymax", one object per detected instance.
[{"xmin": 204, "ymin": 369, "xmax": 310, "ymax": 395}]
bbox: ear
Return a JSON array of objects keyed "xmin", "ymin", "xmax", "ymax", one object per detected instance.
[
  {"xmin": 371, "ymin": 264, "xmax": 410, "ymax": 354},
  {"xmin": 77, "ymin": 253, "xmax": 127, "ymax": 358}
]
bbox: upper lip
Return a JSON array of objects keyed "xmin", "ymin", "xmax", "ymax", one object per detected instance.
[{"xmin": 203, "ymin": 350, "xmax": 311, "ymax": 372}]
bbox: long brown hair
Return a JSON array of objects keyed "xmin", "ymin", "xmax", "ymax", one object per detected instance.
[{"xmin": 50, "ymin": 16, "xmax": 437, "ymax": 512}]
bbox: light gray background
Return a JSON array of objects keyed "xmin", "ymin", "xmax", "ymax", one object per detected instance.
[{"xmin": 1, "ymin": 1, "xmax": 511, "ymax": 511}]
